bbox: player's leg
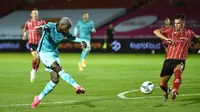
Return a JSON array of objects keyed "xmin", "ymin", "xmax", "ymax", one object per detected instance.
[
  {"xmin": 80, "ymin": 40, "xmax": 91, "ymax": 68},
  {"xmin": 160, "ymin": 76, "xmax": 171, "ymax": 94},
  {"xmin": 30, "ymin": 44, "xmax": 40, "ymax": 82},
  {"xmin": 31, "ymin": 53, "xmax": 60, "ymax": 108},
  {"xmin": 171, "ymin": 61, "xmax": 184, "ymax": 100},
  {"xmin": 159, "ymin": 59, "xmax": 173, "ymax": 101},
  {"xmin": 160, "ymin": 75, "xmax": 171, "ymax": 102},
  {"xmin": 38, "ymin": 71, "xmax": 59, "ymax": 100},
  {"xmin": 31, "ymin": 51, "xmax": 40, "ymax": 71},
  {"xmin": 31, "ymin": 71, "xmax": 58, "ymax": 108},
  {"xmin": 51, "ymin": 61, "xmax": 85, "ymax": 94}
]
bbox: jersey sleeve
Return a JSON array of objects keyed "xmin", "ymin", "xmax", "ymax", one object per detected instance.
[
  {"xmin": 42, "ymin": 20, "xmax": 46, "ymax": 25},
  {"xmin": 65, "ymin": 32, "xmax": 82, "ymax": 43},
  {"xmin": 161, "ymin": 26, "xmax": 172, "ymax": 35},
  {"xmin": 90, "ymin": 20, "xmax": 96, "ymax": 32},
  {"xmin": 74, "ymin": 21, "xmax": 79, "ymax": 36},
  {"xmin": 42, "ymin": 22, "xmax": 54, "ymax": 30},
  {"xmin": 189, "ymin": 30, "xmax": 195, "ymax": 39},
  {"xmin": 75, "ymin": 20, "xmax": 80, "ymax": 28},
  {"xmin": 24, "ymin": 21, "xmax": 29, "ymax": 29},
  {"xmin": 91, "ymin": 20, "xmax": 95, "ymax": 29}
]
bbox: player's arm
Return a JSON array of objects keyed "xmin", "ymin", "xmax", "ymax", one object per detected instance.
[
  {"xmin": 193, "ymin": 34, "xmax": 200, "ymax": 42},
  {"xmin": 153, "ymin": 28, "xmax": 174, "ymax": 45},
  {"xmin": 194, "ymin": 34, "xmax": 200, "ymax": 39},
  {"xmin": 73, "ymin": 21, "xmax": 79, "ymax": 37},
  {"xmin": 42, "ymin": 20, "xmax": 46, "ymax": 25},
  {"xmin": 74, "ymin": 26, "xmax": 79, "ymax": 37},
  {"xmin": 90, "ymin": 21, "xmax": 96, "ymax": 33},
  {"xmin": 190, "ymin": 30, "xmax": 200, "ymax": 41},
  {"xmin": 22, "ymin": 22, "xmax": 28, "ymax": 40},
  {"xmin": 66, "ymin": 32, "xmax": 87, "ymax": 49},
  {"xmin": 35, "ymin": 26, "xmax": 44, "ymax": 35},
  {"xmin": 35, "ymin": 22, "xmax": 51, "ymax": 35}
]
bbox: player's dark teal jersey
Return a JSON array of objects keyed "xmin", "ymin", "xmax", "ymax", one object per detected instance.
[
  {"xmin": 37, "ymin": 22, "xmax": 80, "ymax": 53},
  {"xmin": 74, "ymin": 20, "xmax": 95, "ymax": 40}
]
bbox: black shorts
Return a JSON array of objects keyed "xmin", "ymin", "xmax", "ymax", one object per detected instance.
[
  {"xmin": 29, "ymin": 44, "xmax": 38, "ymax": 51},
  {"xmin": 160, "ymin": 59, "xmax": 185, "ymax": 77}
]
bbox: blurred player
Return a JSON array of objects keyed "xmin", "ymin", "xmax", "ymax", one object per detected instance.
[
  {"xmin": 153, "ymin": 14, "xmax": 200, "ymax": 101},
  {"xmin": 31, "ymin": 17, "xmax": 87, "ymax": 108},
  {"xmin": 74, "ymin": 12, "xmax": 96, "ymax": 71},
  {"xmin": 22, "ymin": 8, "xmax": 46, "ymax": 82},
  {"xmin": 105, "ymin": 24, "xmax": 115, "ymax": 52}
]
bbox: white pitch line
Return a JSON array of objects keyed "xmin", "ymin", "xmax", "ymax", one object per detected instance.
[
  {"xmin": 0, "ymin": 101, "xmax": 78, "ymax": 107},
  {"xmin": 118, "ymin": 93, "xmax": 200, "ymax": 100},
  {"xmin": 118, "ymin": 83, "xmax": 200, "ymax": 99},
  {"xmin": 1, "ymin": 84, "xmax": 199, "ymax": 107}
]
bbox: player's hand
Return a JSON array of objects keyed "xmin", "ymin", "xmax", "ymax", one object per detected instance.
[
  {"xmin": 166, "ymin": 39, "xmax": 175, "ymax": 46},
  {"xmin": 81, "ymin": 41, "xmax": 87, "ymax": 49},
  {"xmin": 22, "ymin": 36, "xmax": 26, "ymax": 40},
  {"xmin": 35, "ymin": 27, "xmax": 43, "ymax": 35},
  {"xmin": 196, "ymin": 35, "xmax": 200, "ymax": 41}
]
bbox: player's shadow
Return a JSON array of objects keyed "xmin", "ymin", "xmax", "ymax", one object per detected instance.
[
  {"xmin": 39, "ymin": 97, "xmax": 118, "ymax": 108},
  {"xmin": 153, "ymin": 103, "xmax": 166, "ymax": 107},
  {"xmin": 179, "ymin": 97, "xmax": 200, "ymax": 106},
  {"xmin": 70, "ymin": 97, "xmax": 119, "ymax": 108}
]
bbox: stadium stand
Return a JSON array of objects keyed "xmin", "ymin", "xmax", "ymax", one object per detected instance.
[{"xmin": 0, "ymin": 9, "xmax": 126, "ymax": 39}]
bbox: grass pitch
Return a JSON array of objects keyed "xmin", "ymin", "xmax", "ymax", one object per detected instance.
[{"xmin": 0, "ymin": 53, "xmax": 200, "ymax": 112}]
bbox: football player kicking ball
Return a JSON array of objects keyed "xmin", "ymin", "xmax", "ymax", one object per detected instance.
[
  {"xmin": 31, "ymin": 17, "xmax": 87, "ymax": 108},
  {"xmin": 153, "ymin": 14, "xmax": 200, "ymax": 101}
]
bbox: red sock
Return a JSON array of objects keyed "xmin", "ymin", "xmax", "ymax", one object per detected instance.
[
  {"xmin": 32, "ymin": 59, "xmax": 37, "ymax": 70},
  {"xmin": 35, "ymin": 60, "xmax": 40, "ymax": 71},
  {"xmin": 173, "ymin": 69, "xmax": 182, "ymax": 91},
  {"xmin": 160, "ymin": 84, "xmax": 168, "ymax": 93}
]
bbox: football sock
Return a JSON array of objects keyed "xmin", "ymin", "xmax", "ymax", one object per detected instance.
[
  {"xmin": 38, "ymin": 81, "xmax": 56, "ymax": 100},
  {"xmin": 173, "ymin": 69, "xmax": 182, "ymax": 91},
  {"xmin": 32, "ymin": 58, "xmax": 37, "ymax": 70},
  {"xmin": 80, "ymin": 48, "xmax": 90, "ymax": 62},
  {"xmin": 35, "ymin": 59, "xmax": 40, "ymax": 71},
  {"xmin": 58, "ymin": 69, "xmax": 79, "ymax": 88},
  {"xmin": 35, "ymin": 64, "xmax": 39, "ymax": 71},
  {"xmin": 160, "ymin": 84, "xmax": 168, "ymax": 93},
  {"xmin": 80, "ymin": 50, "xmax": 87, "ymax": 62}
]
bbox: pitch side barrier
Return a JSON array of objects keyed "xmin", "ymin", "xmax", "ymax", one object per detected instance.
[{"xmin": 0, "ymin": 39, "xmax": 199, "ymax": 53}]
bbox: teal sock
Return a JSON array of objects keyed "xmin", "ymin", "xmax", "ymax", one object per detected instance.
[
  {"xmin": 80, "ymin": 50, "xmax": 87, "ymax": 62},
  {"xmin": 38, "ymin": 81, "xmax": 56, "ymax": 100},
  {"xmin": 80, "ymin": 48, "xmax": 90, "ymax": 62},
  {"xmin": 85, "ymin": 48, "xmax": 90, "ymax": 58},
  {"xmin": 58, "ymin": 70, "xmax": 79, "ymax": 88}
]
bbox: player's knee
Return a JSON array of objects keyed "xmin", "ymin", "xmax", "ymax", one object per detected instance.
[
  {"xmin": 86, "ymin": 47, "xmax": 91, "ymax": 52},
  {"xmin": 31, "ymin": 52, "xmax": 37, "ymax": 58},
  {"xmin": 159, "ymin": 82, "xmax": 167, "ymax": 87},
  {"xmin": 51, "ymin": 62, "xmax": 62, "ymax": 73},
  {"xmin": 174, "ymin": 64, "xmax": 183, "ymax": 72}
]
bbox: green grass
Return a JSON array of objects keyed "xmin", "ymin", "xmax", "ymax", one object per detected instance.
[{"xmin": 0, "ymin": 53, "xmax": 200, "ymax": 112}]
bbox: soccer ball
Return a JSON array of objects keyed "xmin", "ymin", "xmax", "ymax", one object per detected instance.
[{"xmin": 140, "ymin": 81, "xmax": 154, "ymax": 94}]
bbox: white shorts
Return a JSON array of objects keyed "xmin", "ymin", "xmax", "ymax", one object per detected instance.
[{"xmin": 38, "ymin": 52, "xmax": 60, "ymax": 68}]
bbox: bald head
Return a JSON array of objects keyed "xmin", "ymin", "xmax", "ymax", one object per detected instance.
[
  {"xmin": 58, "ymin": 17, "xmax": 72, "ymax": 33},
  {"xmin": 60, "ymin": 17, "xmax": 72, "ymax": 29}
]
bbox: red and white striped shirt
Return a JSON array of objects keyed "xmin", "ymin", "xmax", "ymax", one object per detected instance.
[
  {"xmin": 24, "ymin": 19, "xmax": 46, "ymax": 44},
  {"xmin": 162, "ymin": 27, "xmax": 195, "ymax": 60},
  {"xmin": 161, "ymin": 25, "xmax": 173, "ymax": 46}
]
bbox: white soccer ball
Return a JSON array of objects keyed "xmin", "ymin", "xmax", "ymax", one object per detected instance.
[
  {"xmin": 198, "ymin": 50, "xmax": 200, "ymax": 54},
  {"xmin": 140, "ymin": 81, "xmax": 154, "ymax": 94}
]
